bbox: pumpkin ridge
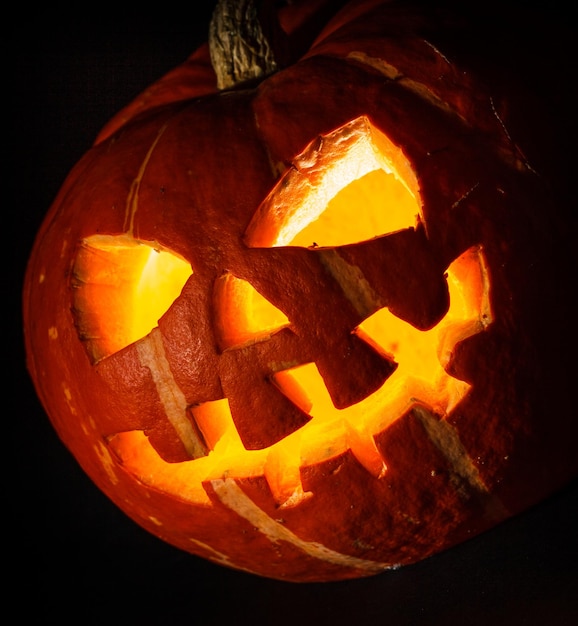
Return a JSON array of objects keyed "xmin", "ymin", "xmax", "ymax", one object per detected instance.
[{"xmin": 211, "ymin": 477, "xmax": 395, "ymax": 573}]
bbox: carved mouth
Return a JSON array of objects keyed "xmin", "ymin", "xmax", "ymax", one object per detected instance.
[{"xmin": 72, "ymin": 117, "xmax": 492, "ymax": 507}]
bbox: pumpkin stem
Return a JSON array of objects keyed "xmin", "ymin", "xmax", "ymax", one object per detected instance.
[{"xmin": 209, "ymin": 0, "xmax": 282, "ymax": 90}]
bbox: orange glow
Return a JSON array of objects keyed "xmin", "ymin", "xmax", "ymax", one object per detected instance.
[
  {"xmin": 213, "ymin": 273, "xmax": 289, "ymax": 350},
  {"xmin": 95, "ymin": 118, "xmax": 492, "ymax": 508},
  {"xmin": 290, "ymin": 168, "xmax": 418, "ymax": 247},
  {"xmin": 111, "ymin": 246, "xmax": 490, "ymax": 504},
  {"xmin": 73, "ymin": 235, "xmax": 192, "ymax": 361},
  {"xmin": 245, "ymin": 116, "xmax": 420, "ymax": 248},
  {"xmin": 273, "ymin": 246, "xmax": 492, "ymax": 472}
]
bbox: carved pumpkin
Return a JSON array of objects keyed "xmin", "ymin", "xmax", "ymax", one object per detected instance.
[{"xmin": 23, "ymin": 0, "xmax": 576, "ymax": 582}]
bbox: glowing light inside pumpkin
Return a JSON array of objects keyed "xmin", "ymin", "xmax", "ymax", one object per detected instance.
[
  {"xmin": 73, "ymin": 235, "xmax": 192, "ymax": 361},
  {"xmin": 99, "ymin": 117, "xmax": 492, "ymax": 507},
  {"xmin": 110, "ymin": 244, "xmax": 490, "ymax": 505},
  {"xmin": 245, "ymin": 116, "xmax": 420, "ymax": 247},
  {"xmin": 273, "ymin": 244, "xmax": 491, "ymax": 470},
  {"xmin": 213, "ymin": 273, "xmax": 289, "ymax": 350},
  {"xmin": 289, "ymin": 167, "xmax": 418, "ymax": 247}
]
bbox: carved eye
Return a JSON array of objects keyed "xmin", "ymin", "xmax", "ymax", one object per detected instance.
[
  {"xmin": 72, "ymin": 234, "xmax": 192, "ymax": 362},
  {"xmin": 245, "ymin": 116, "xmax": 421, "ymax": 248}
]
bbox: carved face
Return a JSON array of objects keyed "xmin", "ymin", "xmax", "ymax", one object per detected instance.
[
  {"xmin": 71, "ymin": 115, "xmax": 492, "ymax": 506},
  {"xmin": 24, "ymin": 1, "xmax": 574, "ymax": 583}
]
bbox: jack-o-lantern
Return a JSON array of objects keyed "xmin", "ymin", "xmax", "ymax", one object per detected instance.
[{"xmin": 23, "ymin": 0, "xmax": 576, "ymax": 582}]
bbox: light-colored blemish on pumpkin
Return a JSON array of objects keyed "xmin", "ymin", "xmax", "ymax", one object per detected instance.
[
  {"xmin": 347, "ymin": 52, "xmax": 456, "ymax": 119},
  {"xmin": 212, "ymin": 478, "xmax": 395, "ymax": 573},
  {"xmin": 278, "ymin": 487, "xmax": 313, "ymax": 509},
  {"xmin": 38, "ymin": 272, "xmax": 45, "ymax": 284},
  {"xmin": 62, "ymin": 384, "xmax": 77, "ymax": 415},
  {"xmin": 488, "ymin": 95, "xmax": 534, "ymax": 173},
  {"xmin": 451, "ymin": 183, "xmax": 480, "ymax": 210},
  {"xmin": 414, "ymin": 405, "xmax": 508, "ymax": 521},
  {"xmin": 48, "ymin": 326, "xmax": 58, "ymax": 340},
  {"xmin": 189, "ymin": 537, "xmax": 260, "ymax": 575},
  {"xmin": 348, "ymin": 51, "xmax": 402, "ymax": 79},
  {"xmin": 80, "ymin": 416, "xmax": 97, "ymax": 437},
  {"xmin": 80, "ymin": 417, "xmax": 95, "ymax": 436},
  {"xmin": 422, "ymin": 40, "xmax": 452, "ymax": 66},
  {"xmin": 148, "ymin": 516, "xmax": 163, "ymax": 527},
  {"xmin": 136, "ymin": 329, "xmax": 208, "ymax": 458},
  {"xmin": 60, "ymin": 240, "xmax": 69, "ymax": 258},
  {"xmin": 318, "ymin": 249, "xmax": 381, "ymax": 318},
  {"xmin": 94, "ymin": 440, "xmax": 120, "ymax": 485},
  {"xmin": 124, "ymin": 122, "xmax": 170, "ymax": 236}
]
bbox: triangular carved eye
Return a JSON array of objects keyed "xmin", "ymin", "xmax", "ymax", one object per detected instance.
[
  {"xmin": 72, "ymin": 234, "xmax": 192, "ymax": 362},
  {"xmin": 213, "ymin": 272, "xmax": 289, "ymax": 351},
  {"xmin": 245, "ymin": 116, "xmax": 421, "ymax": 248}
]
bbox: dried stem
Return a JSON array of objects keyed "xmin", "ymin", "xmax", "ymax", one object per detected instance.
[{"xmin": 209, "ymin": 0, "xmax": 279, "ymax": 90}]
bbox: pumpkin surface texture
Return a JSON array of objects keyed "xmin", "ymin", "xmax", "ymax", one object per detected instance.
[{"xmin": 23, "ymin": 0, "xmax": 577, "ymax": 582}]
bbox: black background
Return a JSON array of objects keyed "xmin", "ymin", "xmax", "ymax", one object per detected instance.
[{"xmin": 9, "ymin": 2, "xmax": 577, "ymax": 624}]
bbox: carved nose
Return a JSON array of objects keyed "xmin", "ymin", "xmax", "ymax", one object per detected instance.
[
  {"xmin": 212, "ymin": 243, "xmax": 401, "ymax": 449},
  {"xmin": 217, "ymin": 328, "xmax": 397, "ymax": 451}
]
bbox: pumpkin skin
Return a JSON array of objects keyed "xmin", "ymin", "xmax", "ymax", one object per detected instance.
[{"xmin": 23, "ymin": 0, "xmax": 576, "ymax": 582}]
